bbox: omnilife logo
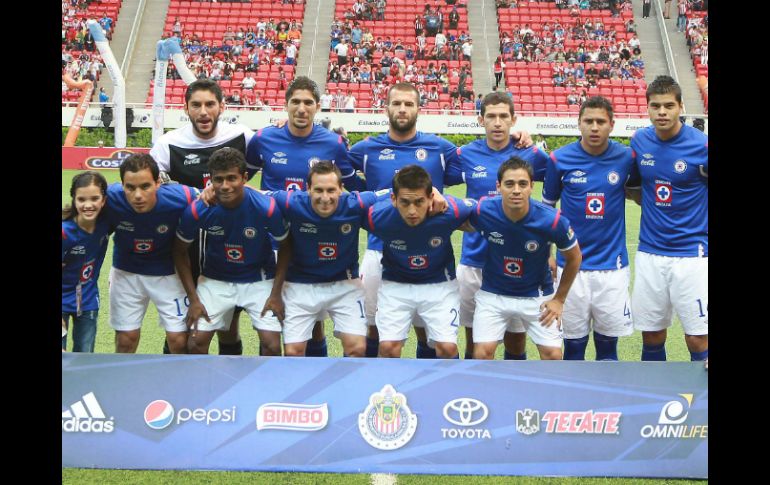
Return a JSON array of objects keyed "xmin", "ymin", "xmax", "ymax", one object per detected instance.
[
  {"xmin": 62, "ymin": 392, "xmax": 115, "ymax": 433},
  {"xmin": 640, "ymin": 394, "xmax": 708, "ymax": 439}
]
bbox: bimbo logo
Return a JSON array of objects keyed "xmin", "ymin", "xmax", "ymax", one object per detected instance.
[
  {"xmin": 256, "ymin": 403, "xmax": 329, "ymax": 431},
  {"xmin": 84, "ymin": 150, "xmax": 137, "ymax": 169}
]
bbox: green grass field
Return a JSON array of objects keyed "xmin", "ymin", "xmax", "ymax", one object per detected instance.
[{"xmin": 61, "ymin": 169, "xmax": 703, "ymax": 484}]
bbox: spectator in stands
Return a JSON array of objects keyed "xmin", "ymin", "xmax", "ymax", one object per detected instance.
[
  {"xmin": 677, "ymin": 0, "xmax": 688, "ymax": 32},
  {"xmin": 228, "ymin": 90, "xmax": 242, "ymax": 106},
  {"xmin": 98, "ymin": 87, "xmax": 108, "ymax": 104},
  {"xmin": 320, "ymin": 89, "xmax": 334, "ymax": 112},
  {"xmin": 334, "ymin": 89, "xmax": 346, "ymax": 112},
  {"xmin": 449, "ymin": 7, "xmax": 460, "ymax": 30},
  {"xmin": 642, "ymin": 0, "xmax": 651, "ymax": 18},
  {"xmin": 223, "ymin": 27, "xmax": 236, "ymax": 43},
  {"xmin": 335, "ymin": 39, "xmax": 349, "ymax": 66},
  {"xmin": 664, "ymin": 0, "xmax": 673, "ymax": 18},
  {"xmin": 376, "ymin": 0, "xmax": 387, "ymax": 21},
  {"xmin": 461, "ymin": 38, "xmax": 473, "ymax": 62},
  {"xmin": 240, "ymin": 75, "xmax": 257, "ymax": 90},
  {"xmin": 566, "ymin": 90, "xmax": 578, "ymax": 105}
]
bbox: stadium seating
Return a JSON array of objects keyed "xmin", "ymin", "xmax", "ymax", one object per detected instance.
[
  {"xmin": 327, "ymin": 0, "xmax": 475, "ymax": 113},
  {"xmin": 496, "ymin": 1, "xmax": 647, "ymax": 116},
  {"xmin": 145, "ymin": 0, "xmax": 306, "ymax": 108},
  {"xmin": 684, "ymin": 8, "xmax": 708, "ymax": 113}
]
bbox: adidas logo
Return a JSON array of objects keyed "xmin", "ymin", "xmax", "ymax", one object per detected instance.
[{"xmin": 62, "ymin": 392, "xmax": 115, "ymax": 433}]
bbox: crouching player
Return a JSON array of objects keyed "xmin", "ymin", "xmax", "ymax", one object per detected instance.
[
  {"xmin": 362, "ymin": 165, "xmax": 473, "ymax": 359},
  {"xmin": 262, "ymin": 161, "xmax": 394, "ymax": 357},
  {"xmin": 172, "ymin": 148, "xmax": 289, "ymax": 354},
  {"xmin": 469, "ymin": 158, "xmax": 582, "ymax": 360}
]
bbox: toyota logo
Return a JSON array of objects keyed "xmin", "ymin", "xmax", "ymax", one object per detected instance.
[{"xmin": 443, "ymin": 398, "xmax": 489, "ymax": 426}]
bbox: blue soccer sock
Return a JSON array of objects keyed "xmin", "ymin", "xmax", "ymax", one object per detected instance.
[
  {"xmin": 365, "ymin": 337, "xmax": 379, "ymax": 358},
  {"xmin": 690, "ymin": 349, "xmax": 709, "ymax": 361},
  {"xmin": 464, "ymin": 349, "xmax": 474, "ymax": 359},
  {"xmin": 563, "ymin": 335, "xmax": 589, "ymax": 360},
  {"xmin": 642, "ymin": 342, "xmax": 667, "ymax": 361},
  {"xmin": 219, "ymin": 340, "xmax": 243, "ymax": 356},
  {"xmin": 416, "ymin": 340, "xmax": 437, "ymax": 359},
  {"xmin": 305, "ymin": 337, "xmax": 328, "ymax": 357},
  {"xmin": 593, "ymin": 332, "xmax": 618, "ymax": 361},
  {"xmin": 504, "ymin": 350, "xmax": 527, "ymax": 360}
]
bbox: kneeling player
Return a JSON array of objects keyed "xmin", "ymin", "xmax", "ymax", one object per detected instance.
[
  {"xmin": 469, "ymin": 158, "xmax": 582, "ymax": 360},
  {"xmin": 363, "ymin": 165, "xmax": 473, "ymax": 359},
  {"xmin": 173, "ymin": 148, "xmax": 289, "ymax": 354},
  {"xmin": 263, "ymin": 162, "xmax": 391, "ymax": 357}
]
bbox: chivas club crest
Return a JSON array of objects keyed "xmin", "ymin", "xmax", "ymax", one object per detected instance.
[{"xmin": 358, "ymin": 384, "xmax": 418, "ymax": 450}]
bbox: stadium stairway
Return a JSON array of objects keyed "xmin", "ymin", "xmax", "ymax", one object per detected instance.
[
  {"xmin": 124, "ymin": 0, "xmax": 172, "ymax": 104},
  {"xmin": 633, "ymin": 0, "xmax": 704, "ymax": 114},
  {"xmin": 96, "ymin": 0, "xmax": 145, "ymax": 101},
  {"xmin": 466, "ymin": 0, "xmax": 499, "ymax": 96},
  {"xmin": 295, "ymin": 0, "xmax": 336, "ymax": 91}
]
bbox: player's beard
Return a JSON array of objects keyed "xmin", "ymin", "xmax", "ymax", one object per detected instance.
[
  {"xmin": 191, "ymin": 115, "xmax": 219, "ymax": 139},
  {"xmin": 388, "ymin": 111, "xmax": 417, "ymax": 135}
]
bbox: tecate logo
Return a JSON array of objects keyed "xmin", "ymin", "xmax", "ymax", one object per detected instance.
[
  {"xmin": 144, "ymin": 400, "xmax": 237, "ymax": 430},
  {"xmin": 256, "ymin": 403, "xmax": 329, "ymax": 431}
]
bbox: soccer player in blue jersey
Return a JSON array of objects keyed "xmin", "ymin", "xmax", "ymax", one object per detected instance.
[
  {"xmin": 362, "ymin": 165, "xmax": 474, "ymax": 359},
  {"xmin": 445, "ymin": 92, "xmax": 550, "ymax": 360},
  {"xmin": 245, "ymin": 76, "xmax": 366, "ymax": 357},
  {"xmin": 469, "ymin": 158, "xmax": 582, "ymax": 360},
  {"xmin": 626, "ymin": 75, "xmax": 708, "ymax": 362},
  {"xmin": 62, "ymin": 172, "xmax": 110, "ymax": 352},
  {"xmin": 151, "ymin": 78, "xmax": 254, "ymax": 356},
  {"xmin": 349, "ymin": 82, "xmax": 532, "ymax": 359},
  {"xmin": 542, "ymin": 96, "xmax": 635, "ymax": 361},
  {"xmin": 172, "ymin": 148, "xmax": 289, "ymax": 355},
  {"xmin": 261, "ymin": 162, "xmax": 388, "ymax": 357},
  {"xmin": 105, "ymin": 154, "xmax": 199, "ymax": 354}
]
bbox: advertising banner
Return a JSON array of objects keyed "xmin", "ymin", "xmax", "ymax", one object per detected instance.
[
  {"xmin": 62, "ymin": 107, "xmax": 668, "ymax": 136},
  {"xmin": 62, "ymin": 354, "xmax": 707, "ymax": 478},
  {"xmin": 62, "ymin": 147, "xmax": 151, "ymax": 170}
]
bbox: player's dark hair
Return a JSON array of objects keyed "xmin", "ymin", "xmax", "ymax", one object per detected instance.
[
  {"xmin": 579, "ymin": 95, "xmax": 614, "ymax": 120},
  {"xmin": 286, "ymin": 75, "xmax": 321, "ymax": 103},
  {"xmin": 62, "ymin": 171, "xmax": 108, "ymax": 220},
  {"xmin": 387, "ymin": 82, "xmax": 421, "ymax": 105},
  {"xmin": 392, "ymin": 164, "xmax": 432, "ymax": 196},
  {"xmin": 307, "ymin": 160, "xmax": 343, "ymax": 187},
  {"xmin": 120, "ymin": 153, "xmax": 160, "ymax": 182},
  {"xmin": 646, "ymin": 75, "xmax": 682, "ymax": 103},
  {"xmin": 480, "ymin": 92, "xmax": 515, "ymax": 117},
  {"xmin": 185, "ymin": 78, "xmax": 224, "ymax": 104},
  {"xmin": 497, "ymin": 157, "xmax": 534, "ymax": 183},
  {"xmin": 208, "ymin": 147, "xmax": 247, "ymax": 175}
]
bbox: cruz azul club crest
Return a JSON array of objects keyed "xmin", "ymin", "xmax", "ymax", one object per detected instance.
[{"xmin": 358, "ymin": 384, "xmax": 418, "ymax": 450}]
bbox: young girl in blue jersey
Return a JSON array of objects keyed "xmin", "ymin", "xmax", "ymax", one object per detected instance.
[{"xmin": 62, "ymin": 171, "xmax": 110, "ymax": 352}]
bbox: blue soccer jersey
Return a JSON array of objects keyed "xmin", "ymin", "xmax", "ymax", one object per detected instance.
[
  {"xmin": 450, "ymin": 138, "xmax": 550, "ymax": 268},
  {"xmin": 629, "ymin": 125, "xmax": 708, "ymax": 257},
  {"xmin": 62, "ymin": 219, "xmax": 111, "ymax": 313},
  {"xmin": 469, "ymin": 197, "xmax": 578, "ymax": 297},
  {"xmin": 542, "ymin": 140, "xmax": 634, "ymax": 270},
  {"xmin": 348, "ymin": 131, "xmax": 461, "ymax": 251},
  {"xmin": 246, "ymin": 124, "xmax": 363, "ymax": 192},
  {"xmin": 106, "ymin": 183, "xmax": 198, "ymax": 276},
  {"xmin": 176, "ymin": 190, "xmax": 288, "ymax": 283},
  {"xmin": 272, "ymin": 190, "xmax": 384, "ymax": 283},
  {"xmin": 363, "ymin": 195, "xmax": 474, "ymax": 284}
]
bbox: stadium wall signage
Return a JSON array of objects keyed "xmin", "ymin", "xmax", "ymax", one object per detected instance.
[
  {"xmin": 62, "ymin": 353, "xmax": 707, "ymax": 478},
  {"xmin": 62, "ymin": 147, "xmax": 151, "ymax": 169},
  {"xmin": 62, "ymin": 107, "xmax": 676, "ymax": 136}
]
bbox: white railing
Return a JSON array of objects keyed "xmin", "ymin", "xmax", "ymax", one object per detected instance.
[
  {"xmin": 654, "ymin": 0, "xmax": 687, "ymax": 113},
  {"xmin": 120, "ymin": 0, "xmax": 148, "ymax": 79}
]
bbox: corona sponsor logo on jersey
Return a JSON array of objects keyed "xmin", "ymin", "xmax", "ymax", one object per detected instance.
[
  {"xmin": 515, "ymin": 408, "xmax": 621, "ymax": 435},
  {"xmin": 358, "ymin": 384, "xmax": 418, "ymax": 450},
  {"xmin": 144, "ymin": 399, "xmax": 237, "ymax": 430},
  {"xmin": 84, "ymin": 149, "xmax": 136, "ymax": 169},
  {"xmin": 441, "ymin": 398, "xmax": 492, "ymax": 440},
  {"xmin": 256, "ymin": 403, "xmax": 329, "ymax": 431},
  {"xmin": 640, "ymin": 394, "xmax": 707, "ymax": 439},
  {"xmin": 62, "ymin": 392, "xmax": 115, "ymax": 433}
]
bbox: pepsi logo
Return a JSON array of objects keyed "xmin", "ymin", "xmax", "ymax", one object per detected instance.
[{"xmin": 144, "ymin": 400, "xmax": 175, "ymax": 430}]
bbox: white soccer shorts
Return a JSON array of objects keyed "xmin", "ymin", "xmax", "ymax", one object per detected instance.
[
  {"xmin": 457, "ymin": 263, "xmax": 483, "ymax": 328},
  {"xmin": 109, "ymin": 267, "xmax": 188, "ymax": 332},
  {"xmin": 361, "ymin": 249, "xmax": 425, "ymax": 328},
  {"xmin": 472, "ymin": 289, "xmax": 564, "ymax": 348},
  {"xmin": 375, "ymin": 280, "xmax": 460, "ymax": 347},
  {"xmin": 555, "ymin": 266, "xmax": 634, "ymax": 339},
  {"xmin": 194, "ymin": 277, "xmax": 282, "ymax": 333},
  {"xmin": 631, "ymin": 251, "xmax": 708, "ymax": 335},
  {"xmin": 282, "ymin": 279, "xmax": 368, "ymax": 344}
]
